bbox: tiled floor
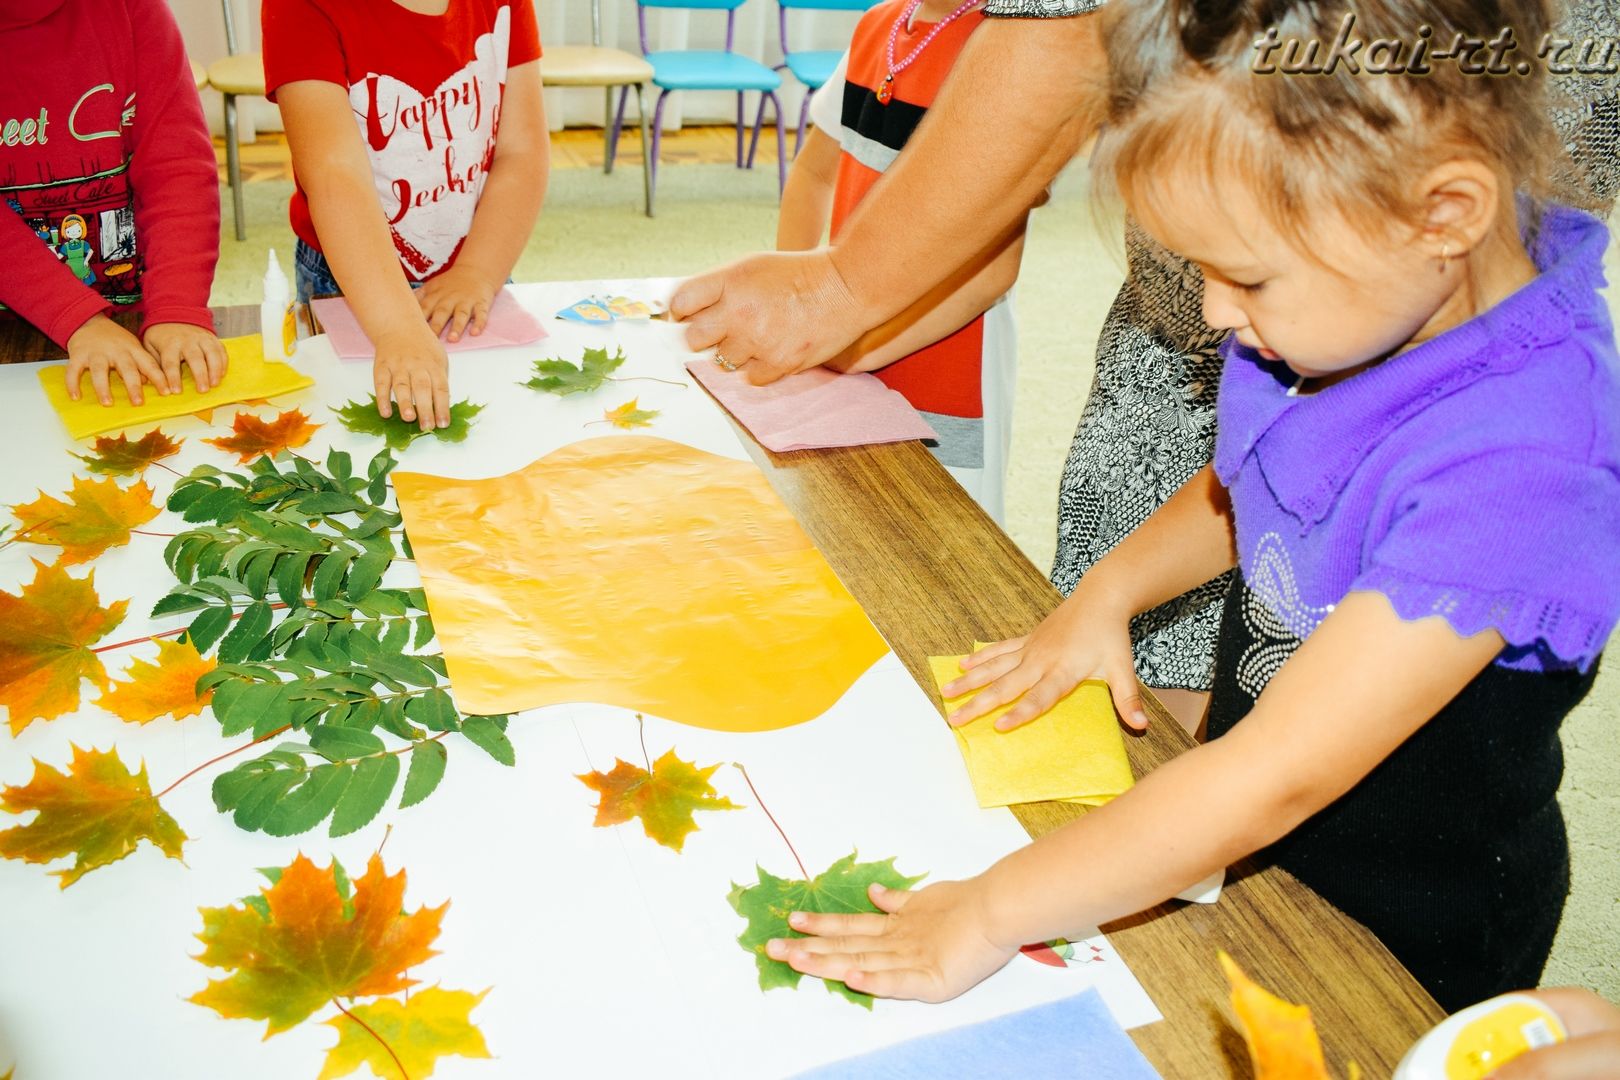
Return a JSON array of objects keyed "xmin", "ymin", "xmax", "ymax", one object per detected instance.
[{"xmin": 215, "ymin": 125, "xmax": 783, "ymax": 185}]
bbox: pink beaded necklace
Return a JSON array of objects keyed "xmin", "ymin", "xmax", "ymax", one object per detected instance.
[{"xmin": 875, "ymin": 0, "xmax": 983, "ymax": 104}]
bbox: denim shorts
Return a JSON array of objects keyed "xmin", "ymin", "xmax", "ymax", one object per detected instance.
[
  {"xmin": 293, "ymin": 240, "xmax": 506, "ymax": 303},
  {"xmin": 293, "ymin": 239, "xmax": 343, "ymax": 305}
]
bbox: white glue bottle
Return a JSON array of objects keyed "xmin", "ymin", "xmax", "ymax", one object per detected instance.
[
  {"xmin": 260, "ymin": 249, "xmax": 296, "ymax": 361},
  {"xmin": 1394, "ymin": 993, "xmax": 1567, "ymax": 1080}
]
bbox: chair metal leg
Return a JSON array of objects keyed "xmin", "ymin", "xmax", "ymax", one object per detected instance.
[
  {"xmin": 636, "ymin": 84, "xmax": 653, "ymax": 218},
  {"xmin": 603, "ymin": 87, "xmax": 615, "ymax": 174},
  {"xmin": 746, "ymin": 93, "xmax": 767, "ymax": 169},
  {"xmin": 796, "ymin": 89, "xmax": 813, "ymax": 158},
  {"xmin": 608, "ymin": 85, "xmax": 631, "ymax": 174},
  {"xmin": 651, "ymin": 89, "xmax": 672, "ymax": 216},
  {"xmin": 769, "ymin": 91, "xmax": 786, "ymax": 195},
  {"xmin": 735, "ymin": 92, "xmax": 745, "ymax": 168},
  {"xmin": 224, "ymin": 93, "xmax": 245, "ymax": 241}
]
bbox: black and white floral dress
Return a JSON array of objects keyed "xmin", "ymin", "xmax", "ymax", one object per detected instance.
[{"xmin": 986, "ymin": 0, "xmax": 1620, "ymax": 692}]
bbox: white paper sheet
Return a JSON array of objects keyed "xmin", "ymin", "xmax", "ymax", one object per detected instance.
[{"xmin": 0, "ymin": 281, "xmax": 1158, "ymax": 1078}]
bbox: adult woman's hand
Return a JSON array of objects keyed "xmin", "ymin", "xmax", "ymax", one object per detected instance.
[{"xmin": 670, "ymin": 249, "xmax": 867, "ymax": 385}]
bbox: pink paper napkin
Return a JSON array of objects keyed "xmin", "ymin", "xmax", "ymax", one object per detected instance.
[
  {"xmin": 311, "ymin": 289, "xmax": 547, "ymax": 359},
  {"xmin": 687, "ymin": 360, "xmax": 938, "ymax": 452}
]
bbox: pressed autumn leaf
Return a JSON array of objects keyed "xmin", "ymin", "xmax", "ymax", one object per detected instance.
[
  {"xmin": 729, "ymin": 852, "xmax": 926, "ymax": 1008},
  {"xmin": 72, "ymin": 428, "xmax": 184, "ymax": 476},
  {"xmin": 190, "ymin": 853, "xmax": 445, "ymax": 1036},
  {"xmin": 10, "ymin": 475, "xmax": 159, "ymax": 565},
  {"xmin": 577, "ymin": 749, "xmax": 741, "ymax": 852},
  {"xmin": 1220, "ymin": 952, "xmax": 1339, "ymax": 1080},
  {"xmin": 0, "ymin": 560, "xmax": 128, "ymax": 733},
  {"xmin": 594, "ymin": 398, "xmax": 659, "ymax": 431},
  {"xmin": 334, "ymin": 397, "xmax": 484, "ymax": 450},
  {"xmin": 203, "ymin": 409, "xmax": 321, "ymax": 464},
  {"xmin": 522, "ymin": 345, "xmax": 626, "ymax": 395},
  {"xmin": 319, "ymin": 987, "xmax": 492, "ymax": 1080},
  {"xmin": 192, "ymin": 396, "xmax": 275, "ymax": 427},
  {"xmin": 0, "ymin": 744, "xmax": 187, "ymax": 887},
  {"xmin": 99, "ymin": 637, "xmax": 217, "ymax": 724}
]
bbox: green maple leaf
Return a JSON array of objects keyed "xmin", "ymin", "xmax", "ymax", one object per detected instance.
[
  {"xmin": 728, "ymin": 851, "xmax": 925, "ymax": 1009},
  {"xmin": 521, "ymin": 346, "xmax": 626, "ymax": 395},
  {"xmin": 333, "ymin": 397, "xmax": 484, "ymax": 450}
]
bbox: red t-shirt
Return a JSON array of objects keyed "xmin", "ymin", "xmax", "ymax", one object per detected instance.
[
  {"xmin": 0, "ymin": 0, "xmax": 218, "ymax": 347},
  {"xmin": 262, "ymin": 0, "xmax": 541, "ymax": 281},
  {"xmin": 830, "ymin": 0, "xmax": 987, "ymax": 419}
]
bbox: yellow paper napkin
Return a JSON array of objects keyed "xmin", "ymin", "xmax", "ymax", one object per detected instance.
[
  {"xmin": 929, "ymin": 645, "xmax": 1135, "ymax": 808},
  {"xmin": 38, "ymin": 334, "xmax": 313, "ymax": 439}
]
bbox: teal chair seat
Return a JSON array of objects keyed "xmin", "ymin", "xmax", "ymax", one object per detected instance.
[
  {"xmin": 647, "ymin": 50, "xmax": 782, "ymax": 91},
  {"xmin": 629, "ymin": 0, "xmax": 788, "ymax": 213},
  {"xmin": 784, "ymin": 49, "xmax": 841, "ymax": 90},
  {"xmin": 773, "ymin": 0, "xmax": 881, "ymax": 155}
]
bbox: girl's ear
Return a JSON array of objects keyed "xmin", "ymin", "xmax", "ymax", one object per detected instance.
[{"xmin": 1416, "ymin": 159, "xmax": 1503, "ymax": 259}]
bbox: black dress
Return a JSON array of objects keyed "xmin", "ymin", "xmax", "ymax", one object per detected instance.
[{"xmin": 1205, "ymin": 573, "xmax": 1600, "ymax": 1012}]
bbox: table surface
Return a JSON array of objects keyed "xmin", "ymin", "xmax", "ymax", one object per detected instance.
[{"xmin": 3, "ymin": 305, "xmax": 1445, "ymax": 1077}]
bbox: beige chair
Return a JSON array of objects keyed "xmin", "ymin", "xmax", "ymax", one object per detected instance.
[
  {"xmin": 541, "ymin": 0, "xmax": 655, "ymax": 216},
  {"xmin": 190, "ymin": 59, "xmax": 207, "ymax": 91},
  {"xmin": 205, "ymin": 1, "xmax": 265, "ymax": 241}
]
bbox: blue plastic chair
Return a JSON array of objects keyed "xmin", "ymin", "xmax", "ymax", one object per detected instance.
[
  {"xmin": 775, "ymin": 0, "xmax": 879, "ymax": 155},
  {"xmin": 616, "ymin": 0, "xmax": 786, "ymax": 213}
]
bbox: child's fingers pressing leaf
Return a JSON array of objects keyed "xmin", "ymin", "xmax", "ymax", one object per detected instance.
[
  {"xmin": 433, "ymin": 375, "xmax": 451, "ymax": 429},
  {"xmin": 374, "ymin": 364, "xmax": 396, "ymax": 419}
]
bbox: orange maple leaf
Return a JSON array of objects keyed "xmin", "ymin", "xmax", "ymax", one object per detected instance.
[
  {"xmin": 10, "ymin": 476, "xmax": 159, "ymax": 565},
  {"xmin": 0, "ymin": 744, "xmax": 187, "ymax": 887},
  {"xmin": 0, "ymin": 560, "xmax": 128, "ymax": 733},
  {"xmin": 578, "ymin": 748, "xmax": 741, "ymax": 852},
  {"xmin": 191, "ymin": 854, "xmax": 445, "ymax": 1036},
  {"xmin": 72, "ymin": 428, "xmax": 184, "ymax": 476},
  {"xmin": 1220, "ymin": 952, "xmax": 1346, "ymax": 1080},
  {"xmin": 203, "ymin": 408, "xmax": 321, "ymax": 463},
  {"xmin": 99, "ymin": 637, "xmax": 217, "ymax": 724}
]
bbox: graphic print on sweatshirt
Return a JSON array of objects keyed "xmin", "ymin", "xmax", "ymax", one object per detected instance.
[
  {"xmin": 2, "ymin": 84, "xmax": 141, "ymax": 306},
  {"xmin": 349, "ymin": 5, "xmax": 511, "ymax": 281}
]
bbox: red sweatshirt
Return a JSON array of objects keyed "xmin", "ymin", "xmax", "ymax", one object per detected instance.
[{"xmin": 0, "ymin": 0, "xmax": 219, "ymax": 347}]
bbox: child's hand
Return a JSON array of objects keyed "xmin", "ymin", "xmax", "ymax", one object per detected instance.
[
  {"xmin": 65, "ymin": 314, "xmax": 171, "ymax": 406},
  {"xmin": 415, "ymin": 265, "xmax": 499, "ymax": 344},
  {"xmin": 373, "ymin": 324, "xmax": 450, "ymax": 432},
  {"xmin": 143, "ymin": 323, "xmax": 228, "ymax": 395},
  {"xmin": 943, "ymin": 578, "xmax": 1146, "ymax": 732},
  {"xmin": 766, "ymin": 877, "xmax": 1018, "ymax": 1004}
]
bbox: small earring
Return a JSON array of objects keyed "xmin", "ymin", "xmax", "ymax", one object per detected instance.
[{"xmin": 1439, "ymin": 242, "xmax": 1452, "ymax": 272}]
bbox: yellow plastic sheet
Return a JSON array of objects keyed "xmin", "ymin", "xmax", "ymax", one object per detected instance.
[
  {"xmin": 929, "ymin": 645, "xmax": 1134, "ymax": 808},
  {"xmin": 393, "ymin": 436, "xmax": 889, "ymax": 730},
  {"xmin": 38, "ymin": 334, "xmax": 313, "ymax": 439}
]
